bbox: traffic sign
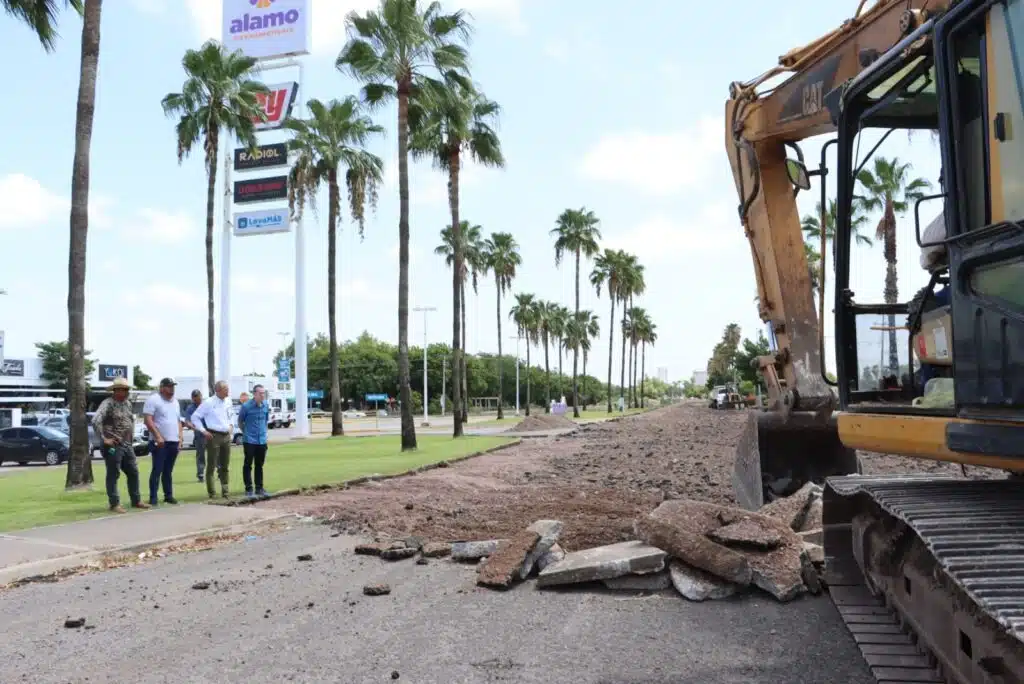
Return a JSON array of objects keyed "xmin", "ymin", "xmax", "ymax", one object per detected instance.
[
  {"xmin": 307, "ymin": 389, "xmax": 324, "ymax": 399},
  {"xmin": 365, "ymin": 393, "xmax": 388, "ymax": 402}
]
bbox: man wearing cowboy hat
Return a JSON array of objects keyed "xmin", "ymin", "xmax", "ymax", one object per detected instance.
[{"xmin": 91, "ymin": 377, "xmax": 150, "ymax": 513}]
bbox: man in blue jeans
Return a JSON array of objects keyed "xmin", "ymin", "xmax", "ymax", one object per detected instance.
[
  {"xmin": 143, "ymin": 377, "xmax": 183, "ymax": 505},
  {"xmin": 238, "ymin": 384, "xmax": 271, "ymax": 499}
]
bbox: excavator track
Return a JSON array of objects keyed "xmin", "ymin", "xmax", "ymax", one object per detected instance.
[{"xmin": 823, "ymin": 475, "xmax": 1024, "ymax": 684}]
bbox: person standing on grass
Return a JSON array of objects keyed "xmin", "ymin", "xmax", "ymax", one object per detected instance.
[
  {"xmin": 238, "ymin": 384, "xmax": 271, "ymax": 499},
  {"xmin": 184, "ymin": 389, "xmax": 205, "ymax": 483},
  {"xmin": 191, "ymin": 380, "xmax": 234, "ymax": 499},
  {"xmin": 92, "ymin": 377, "xmax": 150, "ymax": 513},
  {"xmin": 143, "ymin": 378, "xmax": 184, "ymax": 506}
]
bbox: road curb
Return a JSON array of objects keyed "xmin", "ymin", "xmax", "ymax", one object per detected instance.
[
  {"xmin": 214, "ymin": 438, "xmax": 524, "ymax": 507},
  {"xmin": 0, "ymin": 513, "xmax": 295, "ymax": 589}
]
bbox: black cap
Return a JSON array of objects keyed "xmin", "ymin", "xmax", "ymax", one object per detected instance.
[{"xmin": 159, "ymin": 377, "xmax": 177, "ymax": 387}]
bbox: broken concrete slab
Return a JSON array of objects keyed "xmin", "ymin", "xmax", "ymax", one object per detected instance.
[
  {"xmin": 801, "ymin": 496, "xmax": 823, "ymax": 533},
  {"xmin": 536, "ymin": 541, "xmax": 667, "ymax": 588},
  {"xmin": 669, "ymin": 561, "xmax": 738, "ymax": 601},
  {"xmin": 420, "ymin": 542, "xmax": 451, "ymax": 558},
  {"xmin": 354, "ymin": 542, "xmax": 389, "ymax": 556},
  {"xmin": 519, "ymin": 520, "xmax": 563, "ymax": 580},
  {"xmin": 535, "ymin": 544, "xmax": 564, "ymax": 573},
  {"xmin": 380, "ymin": 547, "xmax": 416, "ymax": 561},
  {"xmin": 708, "ymin": 517, "xmax": 784, "ymax": 550},
  {"xmin": 477, "ymin": 530, "xmax": 541, "ymax": 589},
  {"xmin": 802, "ymin": 541, "xmax": 824, "ymax": 565},
  {"xmin": 638, "ymin": 499, "xmax": 808, "ymax": 602},
  {"xmin": 798, "ymin": 529, "xmax": 823, "ymax": 545},
  {"xmin": 603, "ymin": 570, "xmax": 671, "ymax": 591},
  {"xmin": 451, "ymin": 540, "xmax": 502, "ymax": 561},
  {"xmin": 759, "ymin": 482, "xmax": 822, "ymax": 531}
]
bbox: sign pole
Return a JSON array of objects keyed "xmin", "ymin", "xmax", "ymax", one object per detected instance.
[
  {"xmin": 219, "ymin": 132, "xmax": 233, "ymax": 389},
  {"xmin": 294, "ymin": 60, "xmax": 309, "ymax": 438}
]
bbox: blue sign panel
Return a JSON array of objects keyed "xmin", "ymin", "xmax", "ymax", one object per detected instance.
[
  {"xmin": 365, "ymin": 393, "xmax": 388, "ymax": 402},
  {"xmin": 307, "ymin": 389, "xmax": 324, "ymax": 399}
]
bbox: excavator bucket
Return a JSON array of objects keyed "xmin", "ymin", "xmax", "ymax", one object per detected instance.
[{"xmin": 733, "ymin": 410, "xmax": 860, "ymax": 511}]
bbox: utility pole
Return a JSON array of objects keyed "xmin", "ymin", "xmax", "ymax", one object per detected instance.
[
  {"xmin": 413, "ymin": 306, "xmax": 436, "ymax": 426},
  {"xmin": 509, "ymin": 334, "xmax": 521, "ymax": 415}
]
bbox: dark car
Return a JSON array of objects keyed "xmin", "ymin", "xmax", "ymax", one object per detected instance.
[{"xmin": 0, "ymin": 426, "xmax": 70, "ymax": 466}]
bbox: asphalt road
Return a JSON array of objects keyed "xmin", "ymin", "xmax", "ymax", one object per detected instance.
[{"xmin": 0, "ymin": 523, "xmax": 874, "ymax": 684}]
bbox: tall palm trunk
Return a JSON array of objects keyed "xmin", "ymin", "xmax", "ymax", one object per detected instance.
[
  {"xmin": 619, "ymin": 312, "xmax": 628, "ymax": 411},
  {"xmin": 396, "ymin": 79, "xmax": 416, "ymax": 450},
  {"xmin": 882, "ymin": 199, "xmax": 899, "ymax": 374},
  {"xmin": 460, "ymin": 281, "xmax": 468, "ymax": 424},
  {"xmin": 65, "ymin": 0, "xmax": 102, "ymax": 490},
  {"xmin": 447, "ymin": 150, "xmax": 464, "ymax": 438},
  {"xmin": 327, "ymin": 170, "xmax": 344, "ymax": 436},
  {"xmin": 606, "ymin": 296, "xmax": 615, "ymax": 413},
  {"xmin": 582, "ymin": 350, "xmax": 588, "ymax": 410},
  {"xmin": 204, "ymin": 129, "xmax": 219, "ymax": 396},
  {"xmin": 640, "ymin": 340, "xmax": 646, "ymax": 409},
  {"xmin": 632, "ymin": 337, "xmax": 639, "ymax": 408},
  {"xmin": 557, "ymin": 344, "xmax": 563, "ymax": 399},
  {"xmin": 572, "ymin": 248, "xmax": 581, "ymax": 417},
  {"xmin": 495, "ymin": 285, "xmax": 504, "ymax": 420},
  {"xmin": 525, "ymin": 342, "xmax": 531, "ymax": 416},
  {"xmin": 543, "ymin": 331, "xmax": 551, "ymax": 411}
]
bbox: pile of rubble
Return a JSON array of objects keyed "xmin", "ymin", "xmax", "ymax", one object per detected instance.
[{"xmin": 354, "ymin": 482, "xmax": 826, "ymax": 602}]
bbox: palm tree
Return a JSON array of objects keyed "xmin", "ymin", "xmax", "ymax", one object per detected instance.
[
  {"xmin": 563, "ymin": 310, "xmax": 599, "ymax": 411},
  {"xmin": 801, "ymin": 198, "xmax": 872, "ymax": 252},
  {"xmin": 4, "ymin": 0, "xmax": 81, "ymax": 51},
  {"xmin": 284, "ymin": 97, "xmax": 384, "ymax": 437},
  {"xmin": 632, "ymin": 310, "xmax": 656, "ymax": 408},
  {"xmin": 857, "ymin": 156, "xmax": 932, "ymax": 373},
  {"xmin": 590, "ymin": 248, "xmax": 627, "ymax": 413},
  {"xmin": 481, "ymin": 232, "xmax": 520, "ymax": 420},
  {"xmin": 509, "ymin": 293, "xmax": 538, "ymax": 416},
  {"xmin": 551, "ymin": 207, "xmax": 601, "ymax": 417},
  {"xmin": 580, "ymin": 310, "xmax": 600, "ymax": 407},
  {"xmin": 616, "ymin": 253, "xmax": 645, "ymax": 409},
  {"xmin": 413, "ymin": 81, "xmax": 504, "ymax": 438},
  {"xmin": 162, "ymin": 41, "xmax": 268, "ymax": 395},
  {"xmin": 535, "ymin": 300, "xmax": 553, "ymax": 411},
  {"xmin": 63, "ymin": 0, "xmax": 96, "ymax": 490},
  {"xmin": 547, "ymin": 304, "xmax": 569, "ymax": 399},
  {"xmin": 337, "ymin": 0, "xmax": 472, "ymax": 451}
]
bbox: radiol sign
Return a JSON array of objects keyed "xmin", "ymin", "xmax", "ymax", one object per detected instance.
[
  {"xmin": 252, "ymin": 82, "xmax": 298, "ymax": 131},
  {"xmin": 234, "ymin": 143, "xmax": 288, "ymax": 171},
  {"xmin": 234, "ymin": 207, "xmax": 292, "ymax": 237},
  {"xmin": 222, "ymin": 0, "xmax": 310, "ymax": 61},
  {"xmin": 234, "ymin": 176, "xmax": 288, "ymax": 204}
]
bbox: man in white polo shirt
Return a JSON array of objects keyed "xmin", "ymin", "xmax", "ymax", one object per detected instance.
[
  {"xmin": 143, "ymin": 377, "xmax": 184, "ymax": 506},
  {"xmin": 190, "ymin": 380, "xmax": 234, "ymax": 498}
]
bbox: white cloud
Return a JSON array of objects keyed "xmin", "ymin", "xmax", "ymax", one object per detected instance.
[
  {"xmin": 603, "ymin": 204, "xmax": 748, "ymax": 264},
  {"xmin": 122, "ymin": 284, "xmax": 204, "ymax": 314},
  {"xmin": 127, "ymin": 208, "xmax": 195, "ymax": 244},
  {"xmin": 578, "ymin": 116, "xmax": 722, "ymax": 196},
  {"xmin": 0, "ymin": 173, "xmax": 114, "ymax": 230}
]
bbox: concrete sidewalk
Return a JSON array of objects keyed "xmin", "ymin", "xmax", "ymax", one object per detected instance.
[{"xmin": 0, "ymin": 503, "xmax": 289, "ymax": 586}]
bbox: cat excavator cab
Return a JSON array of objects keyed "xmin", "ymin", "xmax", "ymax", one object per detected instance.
[{"xmin": 726, "ymin": 1, "xmax": 1024, "ymax": 681}]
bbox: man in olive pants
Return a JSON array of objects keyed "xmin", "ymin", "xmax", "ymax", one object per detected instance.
[
  {"xmin": 91, "ymin": 377, "xmax": 151, "ymax": 513},
  {"xmin": 189, "ymin": 380, "xmax": 234, "ymax": 498}
]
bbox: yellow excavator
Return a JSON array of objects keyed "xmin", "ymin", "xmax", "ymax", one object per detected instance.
[{"xmin": 726, "ymin": 1, "xmax": 1024, "ymax": 681}]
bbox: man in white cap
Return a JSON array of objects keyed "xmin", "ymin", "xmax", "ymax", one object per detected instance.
[
  {"xmin": 91, "ymin": 377, "xmax": 150, "ymax": 513},
  {"xmin": 143, "ymin": 377, "xmax": 183, "ymax": 505}
]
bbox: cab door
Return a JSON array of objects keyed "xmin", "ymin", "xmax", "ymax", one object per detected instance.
[{"xmin": 937, "ymin": 3, "xmax": 1024, "ymax": 438}]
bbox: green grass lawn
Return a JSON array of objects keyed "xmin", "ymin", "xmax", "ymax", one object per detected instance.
[
  {"xmin": 0, "ymin": 435, "xmax": 511, "ymax": 533},
  {"xmin": 573, "ymin": 407, "xmax": 648, "ymax": 421}
]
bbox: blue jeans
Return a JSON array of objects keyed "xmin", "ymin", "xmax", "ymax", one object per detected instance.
[{"xmin": 149, "ymin": 441, "xmax": 179, "ymax": 503}]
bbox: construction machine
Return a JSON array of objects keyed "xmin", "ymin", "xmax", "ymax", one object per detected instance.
[{"xmin": 726, "ymin": 1, "xmax": 1024, "ymax": 681}]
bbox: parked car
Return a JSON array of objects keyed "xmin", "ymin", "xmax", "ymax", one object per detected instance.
[
  {"xmin": 39, "ymin": 414, "xmax": 102, "ymax": 452},
  {"xmin": 342, "ymin": 410, "xmax": 366, "ymax": 419},
  {"xmin": 0, "ymin": 426, "xmax": 70, "ymax": 466}
]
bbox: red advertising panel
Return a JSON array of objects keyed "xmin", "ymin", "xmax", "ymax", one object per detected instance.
[
  {"xmin": 234, "ymin": 176, "xmax": 288, "ymax": 204},
  {"xmin": 253, "ymin": 82, "xmax": 298, "ymax": 131}
]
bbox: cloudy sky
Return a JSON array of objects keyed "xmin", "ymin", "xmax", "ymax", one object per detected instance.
[{"xmin": 0, "ymin": 0, "xmax": 940, "ymax": 385}]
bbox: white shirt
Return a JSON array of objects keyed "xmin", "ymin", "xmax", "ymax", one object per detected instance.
[
  {"xmin": 191, "ymin": 395, "xmax": 233, "ymax": 433},
  {"xmin": 143, "ymin": 393, "xmax": 182, "ymax": 442}
]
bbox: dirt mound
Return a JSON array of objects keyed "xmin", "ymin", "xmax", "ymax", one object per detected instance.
[{"xmin": 505, "ymin": 414, "xmax": 577, "ymax": 432}]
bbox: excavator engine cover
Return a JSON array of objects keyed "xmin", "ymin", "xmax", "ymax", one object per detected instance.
[{"xmin": 733, "ymin": 410, "xmax": 860, "ymax": 510}]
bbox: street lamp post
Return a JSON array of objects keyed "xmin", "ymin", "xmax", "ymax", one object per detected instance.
[
  {"xmin": 509, "ymin": 334, "xmax": 521, "ymax": 415},
  {"xmin": 413, "ymin": 306, "xmax": 436, "ymax": 426}
]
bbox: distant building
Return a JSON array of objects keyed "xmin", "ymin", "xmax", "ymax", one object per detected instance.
[
  {"xmin": 657, "ymin": 366, "xmax": 669, "ymax": 382},
  {"xmin": 691, "ymin": 370, "xmax": 708, "ymax": 387}
]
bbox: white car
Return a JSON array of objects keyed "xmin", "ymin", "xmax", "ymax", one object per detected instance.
[{"xmin": 342, "ymin": 410, "xmax": 366, "ymax": 419}]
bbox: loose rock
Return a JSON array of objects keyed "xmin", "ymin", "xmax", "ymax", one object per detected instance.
[
  {"xmin": 603, "ymin": 570, "xmax": 671, "ymax": 591},
  {"xmin": 669, "ymin": 561, "xmax": 738, "ymax": 601},
  {"xmin": 535, "ymin": 544, "xmax": 565, "ymax": 572},
  {"xmin": 802, "ymin": 541, "xmax": 824, "ymax": 565},
  {"xmin": 452, "ymin": 540, "xmax": 502, "ymax": 561},
  {"xmin": 191, "ymin": 581, "xmax": 211, "ymax": 590},
  {"xmin": 354, "ymin": 542, "xmax": 389, "ymax": 556},
  {"xmin": 759, "ymin": 482, "xmax": 822, "ymax": 531},
  {"xmin": 518, "ymin": 519, "xmax": 563, "ymax": 579},
  {"xmin": 798, "ymin": 529, "xmax": 823, "ymax": 545},
  {"xmin": 380, "ymin": 547, "xmax": 417, "ymax": 561},
  {"xmin": 296, "ymin": 554, "xmax": 313, "ymax": 562},
  {"xmin": 708, "ymin": 517, "xmax": 784, "ymax": 550},
  {"xmin": 363, "ymin": 583, "xmax": 391, "ymax": 596},
  {"xmin": 477, "ymin": 530, "xmax": 540, "ymax": 589},
  {"xmin": 64, "ymin": 617, "xmax": 86, "ymax": 629},
  {"xmin": 537, "ymin": 540, "xmax": 667, "ymax": 588},
  {"xmin": 420, "ymin": 542, "xmax": 452, "ymax": 558}
]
